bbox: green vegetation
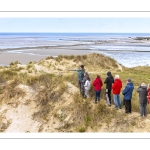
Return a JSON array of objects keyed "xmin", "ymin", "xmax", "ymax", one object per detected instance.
[
  {"xmin": 9, "ymin": 60, "xmax": 20, "ymax": 66},
  {"xmin": 0, "ymin": 53, "xmax": 150, "ymax": 132},
  {"xmin": 135, "ymin": 37, "xmax": 150, "ymax": 40}
]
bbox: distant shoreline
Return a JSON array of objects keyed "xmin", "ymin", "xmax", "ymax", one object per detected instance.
[{"xmin": 1, "ymin": 33, "xmax": 150, "ymax": 67}]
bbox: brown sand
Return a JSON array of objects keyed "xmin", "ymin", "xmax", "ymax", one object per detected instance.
[{"xmin": 0, "ymin": 49, "xmax": 91, "ymax": 65}]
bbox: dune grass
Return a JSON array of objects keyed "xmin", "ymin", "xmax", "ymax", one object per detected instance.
[{"xmin": 0, "ymin": 53, "xmax": 150, "ymax": 132}]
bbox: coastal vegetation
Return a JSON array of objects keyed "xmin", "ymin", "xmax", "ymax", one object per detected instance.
[
  {"xmin": 0, "ymin": 53, "xmax": 150, "ymax": 132},
  {"xmin": 135, "ymin": 37, "xmax": 150, "ymax": 41}
]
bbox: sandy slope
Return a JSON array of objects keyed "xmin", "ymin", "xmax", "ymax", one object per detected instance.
[
  {"xmin": 1, "ymin": 79, "xmax": 150, "ymax": 132},
  {"xmin": 0, "ymin": 54, "xmax": 149, "ymax": 132},
  {"xmin": 0, "ymin": 80, "xmax": 79, "ymax": 132},
  {"xmin": 0, "ymin": 84, "xmax": 41, "ymax": 132}
]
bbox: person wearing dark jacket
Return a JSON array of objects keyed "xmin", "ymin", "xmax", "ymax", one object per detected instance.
[
  {"xmin": 112, "ymin": 75, "xmax": 122, "ymax": 109},
  {"xmin": 104, "ymin": 71, "xmax": 114, "ymax": 106},
  {"xmin": 92, "ymin": 75, "xmax": 103, "ymax": 103},
  {"xmin": 137, "ymin": 83, "xmax": 148, "ymax": 117},
  {"xmin": 122, "ymin": 79, "xmax": 134, "ymax": 113}
]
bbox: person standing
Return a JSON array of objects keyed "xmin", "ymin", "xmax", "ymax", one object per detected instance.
[
  {"xmin": 104, "ymin": 71, "xmax": 114, "ymax": 106},
  {"xmin": 112, "ymin": 75, "xmax": 122, "ymax": 109},
  {"xmin": 70, "ymin": 65, "xmax": 85, "ymax": 97},
  {"xmin": 122, "ymin": 79, "xmax": 134, "ymax": 113},
  {"xmin": 137, "ymin": 83, "xmax": 148, "ymax": 117},
  {"xmin": 92, "ymin": 75, "xmax": 103, "ymax": 104},
  {"xmin": 84, "ymin": 77, "xmax": 91, "ymax": 98},
  {"xmin": 147, "ymin": 83, "xmax": 150, "ymax": 104},
  {"xmin": 82, "ymin": 72, "xmax": 90, "ymax": 83}
]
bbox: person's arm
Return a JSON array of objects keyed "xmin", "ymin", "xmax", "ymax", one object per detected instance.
[
  {"xmin": 84, "ymin": 81, "xmax": 87, "ymax": 87},
  {"xmin": 112, "ymin": 78, "xmax": 114, "ymax": 83},
  {"xmin": 82, "ymin": 76, "xmax": 86, "ymax": 82},
  {"xmin": 104, "ymin": 77, "xmax": 108, "ymax": 84},
  {"xmin": 70, "ymin": 69, "xmax": 79, "ymax": 72},
  {"xmin": 81, "ymin": 70, "xmax": 85, "ymax": 79},
  {"xmin": 137, "ymin": 86, "xmax": 141, "ymax": 93},
  {"xmin": 122, "ymin": 85, "xmax": 129, "ymax": 95},
  {"xmin": 112, "ymin": 82, "xmax": 117, "ymax": 90},
  {"xmin": 93, "ymin": 80, "xmax": 96, "ymax": 86}
]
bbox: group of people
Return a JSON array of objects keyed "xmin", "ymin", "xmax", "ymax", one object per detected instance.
[{"xmin": 74, "ymin": 65, "xmax": 150, "ymax": 117}]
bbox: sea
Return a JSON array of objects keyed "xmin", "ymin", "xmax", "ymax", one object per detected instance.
[{"xmin": 1, "ymin": 32, "xmax": 150, "ymax": 68}]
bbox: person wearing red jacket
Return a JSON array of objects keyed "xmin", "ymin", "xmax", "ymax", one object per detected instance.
[
  {"xmin": 92, "ymin": 75, "xmax": 103, "ymax": 104},
  {"xmin": 112, "ymin": 75, "xmax": 122, "ymax": 109},
  {"xmin": 147, "ymin": 83, "xmax": 150, "ymax": 104}
]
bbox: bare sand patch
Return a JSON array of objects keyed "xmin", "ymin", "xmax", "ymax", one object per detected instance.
[{"xmin": 0, "ymin": 49, "xmax": 91, "ymax": 65}]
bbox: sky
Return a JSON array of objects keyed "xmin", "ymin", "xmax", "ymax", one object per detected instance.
[{"xmin": 0, "ymin": 18, "xmax": 150, "ymax": 33}]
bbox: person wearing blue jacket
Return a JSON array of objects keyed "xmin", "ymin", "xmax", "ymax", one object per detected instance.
[{"xmin": 122, "ymin": 78, "xmax": 134, "ymax": 113}]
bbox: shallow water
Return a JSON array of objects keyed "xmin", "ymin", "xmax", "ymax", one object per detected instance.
[
  {"xmin": 1, "ymin": 32, "xmax": 150, "ymax": 67},
  {"xmin": 91, "ymin": 50, "xmax": 150, "ymax": 68},
  {"xmin": 90, "ymin": 44, "xmax": 150, "ymax": 67}
]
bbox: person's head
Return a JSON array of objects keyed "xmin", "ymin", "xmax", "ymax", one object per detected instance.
[
  {"xmin": 114, "ymin": 75, "xmax": 119, "ymax": 80},
  {"xmin": 126, "ymin": 78, "xmax": 132, "ymax": 83},
  {"xmin": 80, "ymin": 65, "xmax": 84, "ymax": 70},
  {"xmin": 97, "ymin": 75, "xmax": 100, "ymax": 78},
  {"xmin": 107, "ymin": 71, "xmax": 112, "ymax": 76},
  {"xmin": 84, "ymin": 72, "xmax": 88, "ymax": 76},
  {"xmin": 86, "ymin": 76, "xmax": 89, "ymax": 80},
  {"xmin": 141, "ymin": 83, "xmax": 146, "ymax": 87}
]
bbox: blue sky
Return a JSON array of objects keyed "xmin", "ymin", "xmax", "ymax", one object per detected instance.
[{"xmin": 0, "ymin": 18, "xmax": 150, "ymax": 33}]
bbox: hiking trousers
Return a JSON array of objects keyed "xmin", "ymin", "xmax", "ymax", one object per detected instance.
[
  {"xmin": 140, "ymin": 103, "xmax": 147, "ymax": 116},
  {"xmin": 78, "ymin": 80, "xmax": 84, "ymax": 97},
  {"xmin": 95, "ymin": 90, "xmax": 101, "ymax": 102},
  {"xmin": 106, "ymin": 89, "xmax": 111, "ymax": 105},
  {"xmin": 85, "ymin": 89, "xmax": 90, "ymax": 98},
  {"xmin": 124, "ymin": 100, "xmax": 131, "ymax": 113},
  {"xmin": 113, "ymin": 94, "xmax": 122, "ymax": 109}
]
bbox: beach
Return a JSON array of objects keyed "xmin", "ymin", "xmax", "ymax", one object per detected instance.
[
  {"xmin": 0, "ymin": 48, "xmax": 92, "ymax": 65},
  {"xmin": 1, "ymin": 33, "xmax": 150, "ymax": 67},
  {"xmin": 1, "ymin": 33, "xmax": 150, "ymax": 133}
]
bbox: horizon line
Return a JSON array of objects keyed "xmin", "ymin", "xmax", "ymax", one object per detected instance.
[{"xmin": 1, "ymin": 32, "xmax": 150, "ymax": 34}]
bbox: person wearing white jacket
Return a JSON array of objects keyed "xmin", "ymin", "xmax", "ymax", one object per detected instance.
[{"xmin": 84, "ymin": 77, "xmax": 91, "ymax": 98}]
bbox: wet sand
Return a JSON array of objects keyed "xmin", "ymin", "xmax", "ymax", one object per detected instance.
[
  {"xmin": 0, "ymin": 37, "xmax": 93, "ymax": 65},
  {"xmin": 0, "ymin": 48, "xmax": 91, "ymax": 65},
  {"xmin": 1, "ymin": 36, "xmax": 150, "ymax": 67}
]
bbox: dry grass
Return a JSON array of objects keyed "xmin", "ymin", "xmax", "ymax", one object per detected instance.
[
  {"xmin": 3, "ymin": 81, "xmax": 25, "ymax": 98},
  {"xmin": 32, "ymin": 74, "xmax": 67, "ymax": 121},
  {"xmin": 69, "ymin": 92, "xmax": 116, "ymax": 132},
  {"xmin": 0, "ymin": 115, "xmax": 11, "ymax": 132},
  {"xmin": 0, "ymin": 53, "xmax": 150, "ymax": 132},
  {"xmin": 54, "ymin": 53, "xmax": 118, "ymax": 71},
  {"xmin": 9, "ymin": 60, "xmax": 20, "ymax": 66}
]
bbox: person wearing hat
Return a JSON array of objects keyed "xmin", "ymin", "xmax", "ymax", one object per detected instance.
[
  {"xmin": 122, "ymin": 78, "xmax": 134, "ymax": 113},
  {"xmin": 137, "ymin": 83, "xmax": 148, "ymax": 117}
]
